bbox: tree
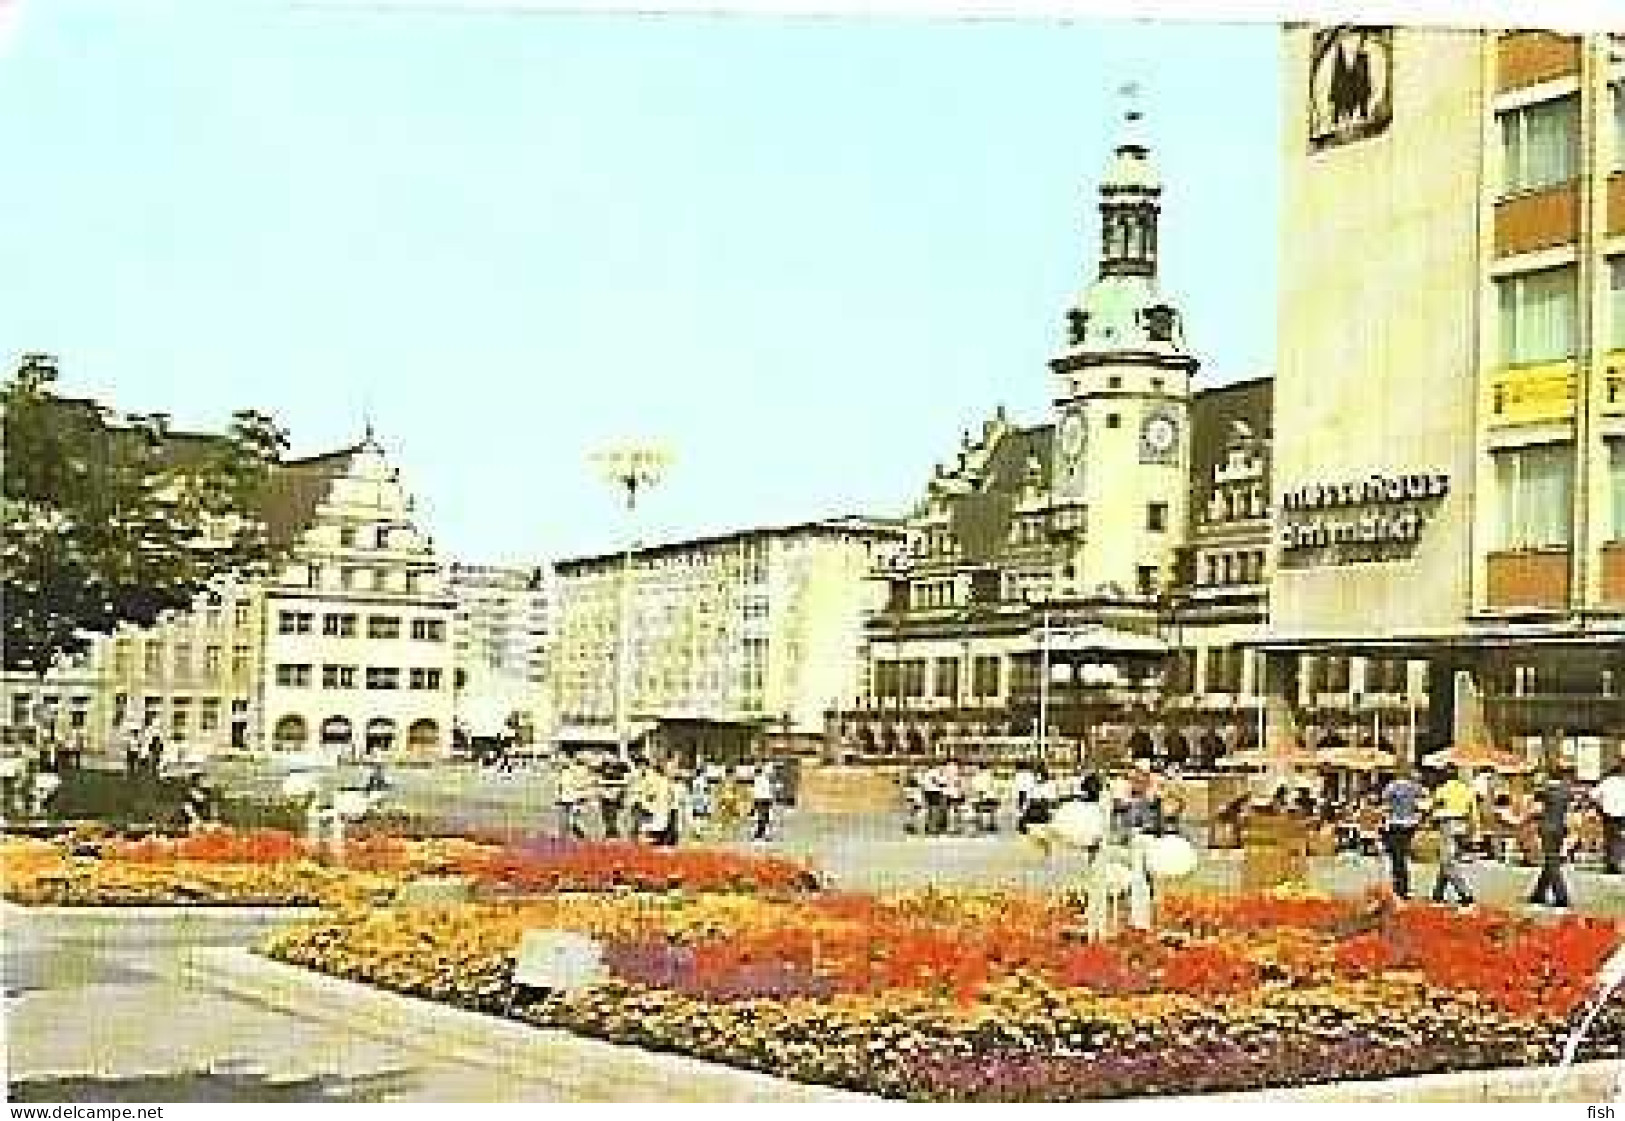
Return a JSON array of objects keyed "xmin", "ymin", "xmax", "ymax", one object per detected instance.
[{"xmin": 2, "ymin": 354, "xmax": 290, "ymax": 674}]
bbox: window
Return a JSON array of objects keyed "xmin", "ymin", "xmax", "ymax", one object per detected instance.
[
  {"xmin": 409, "ymin": 668, "xmax": 443, "ymax": 691},
  {"xmin": 231, "ymin": 645, "xmax": 251, "ymax": 679},
  {"xmin": 1499, "ymin": 95, "xmax": 1579, "ymax": 194},
  {"xmin": 1494, "ymin": 442, "xmax": 1574, "ymax": 548},
  {"xmin": 203, "ymin": 645, "xmax": 222, "ymax": 675},
  {"xmin": 233, "ymin": 602, "xmax": 251, "ymax": 628},
  {"xmin": 277, "ymin": 611, "xmax": 313, "ymax": 635},
  {"xmin": 340, "ymin": 567, "xmax": 359, "ymax": 590},
  {"xmin": 322, "ymin": 613, "xmax": 357, "ymax": 638},
  {"xmin": 171, "ymin": 699, "xmax": 190, "ymax": 740},
  {"xmin": 1611, "ymin": 257, "xmax": 1625, "ymax": 351},
  {"xmin": 10, "ymin": 694, "xmax": 30, "ymax": 726},
  {"xmin": 1105, "ymin": 413, "xmax": 1121, "ymax": 429},
  {"xmin": 144, "ymin": 642, "xmax": 162, "ymax": 675},
  {"xmin": 275, "ymin": 664, "xmax": 312, "ymax": 688},
  {"xmin": 1497, "ymin": 267, "xmax": 1578, "ymax": 365},
  {"xmin": 1147, "ymin": 502, "xmax": 1168, "ymax": 532},
  {"xmin": 375, "ymin": 525, "xmax": 391, "ymax": 549},
  {"xmin": 113, "ymin": 640, "xmax": 132, "ymax": 674},
  {"xmin": 200, "ymin": 698, "xmax": 221, "ymax": 732},
  {"xmin": 973, "ymin": 655, "xmax": 1001, "ymax": 698},
  {"xmin": 340, "ymin": 526, "xmax": 358, "ymax": 548},
  {"xmin": 322, "ymin": 664, "xmax": 358, "ymax": 689},
  {"xmin": 411, "ymin": 618, "xmax": 446, "ymax": 642},
  {"xmin": 1610, "ymin": 439, "xmax": 1625, "ymax": 542},
  {"xmin": 308, "ymin": 564, "xmax": 324, "ymax": 589},
  {"xmin": 1614, "ymin": 81, "xmax": 1625, "ymax": 172},
  {"xmin": 366, "ymin": 667, "xmax": 402, "ymax": 690},
  {"xmin": 1136, "ymin": 565, "xmax": 1157, "ymax": 596},
  {"xmin": 367, "ymin": 615, "xmax": 402, "ymax": 640},
  {"xmin": 934, "ymin": 658, "xmax": 959, "ymax": 700}
]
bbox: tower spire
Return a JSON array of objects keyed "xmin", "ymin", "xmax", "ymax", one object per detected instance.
[{"xmin": 1098, "ymin": 81, "xmax": 1161, "ymax": 280}]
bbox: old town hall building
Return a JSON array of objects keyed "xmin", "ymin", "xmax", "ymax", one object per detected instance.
[{"xmin": 832, "ymin": 104, "xmax": 1279, "ymax": 767}]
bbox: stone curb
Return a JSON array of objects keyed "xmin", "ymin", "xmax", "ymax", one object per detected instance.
[
  {"xmin": 181, "ymin": 947, "xmax": 873, "ymax": 1102},
  {"xmin": 1173, "ymin": 1059, "xmax": 1623, "ymax": 1103}
]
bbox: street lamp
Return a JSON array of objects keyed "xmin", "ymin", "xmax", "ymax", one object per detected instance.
[{"xmin": 591, "ymin": 444, "xmax": 672, "ymax": 764}]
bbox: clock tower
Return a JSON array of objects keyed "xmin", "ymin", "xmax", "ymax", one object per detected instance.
[{"xmin": 1049, "ymin": 89, "xmax": 1199, "ymax": 600}]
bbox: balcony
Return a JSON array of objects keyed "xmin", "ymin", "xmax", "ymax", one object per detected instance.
[
  {"xmin": 1485, "ymin": 548, "xmax": 1571, "ymax": 610},
  {"xmin": 1494, "ymin": 183, "xmax": 1579, "ymax": 257},
  {"xmin": 1484, "ymin": 361, "xmax": 1577, "ymax": 426},
  {"xmin": 1496, "ymin": 31, "xmax": 1580, "ymax": 92},
  {"xmin": 1603, "ymin": 543, "xmax": 1625, "ymax": 605}
]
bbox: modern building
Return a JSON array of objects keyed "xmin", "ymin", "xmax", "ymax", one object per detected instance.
[
  {"xmin": 7, "ymin": 429, "xmax": 460, "ymax": 761},
  {"xmin": 1264, "ymin": 26, "xmax": 1625, "ymax": 772},
  {"xmin": 550, "ymin": 517, "xmax": 904, "ymax": 758},
  {"xmin": 831, "ymin": 104, "xmax": 1280, "ymax": 767},
  {"xmin": 446, "ymin": 561, "xmax": 552, "ymax": 738}
]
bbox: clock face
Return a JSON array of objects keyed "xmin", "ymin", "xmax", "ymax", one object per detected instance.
[
  {"xmin": 1309, "ymin": 26, "xmax": 1393, "ymax": 150},
  {"xmin": 1058, "ymin": 412, "xmax": 1086, "ymax": 463},
  {"xmin": 1141, "ymin": 412, "xmax": 1179, "ymax": 464}
]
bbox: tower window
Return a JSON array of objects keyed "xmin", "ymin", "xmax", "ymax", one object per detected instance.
[
  {"xmin": 1147, "ymin": 502, "xmax": 1168, "ymax": 532},
  {"xmin": 1106, "ymin": 414, "xmax": 1121, "ymax": 429},
  {"xmin": 1136, "ymin": 566, "xmax": 1158, "ymax": 596},
  {"xmin": 1108, "ymin": 375, "xmax": 1123, "ymax": 390}
]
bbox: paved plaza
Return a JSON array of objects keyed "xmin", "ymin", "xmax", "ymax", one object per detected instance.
[{"xmin": 7, "ymin": 758, "xmax": 1625, "ymax": 1101}]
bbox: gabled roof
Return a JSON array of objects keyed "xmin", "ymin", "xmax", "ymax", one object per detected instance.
[
  {"xmin": 945, "ymin": 422, "xmax": 1053, "ymax": 565},
  {"xmin": 258, "ymin": 450, "xmax": 360, "ymax": 548}
]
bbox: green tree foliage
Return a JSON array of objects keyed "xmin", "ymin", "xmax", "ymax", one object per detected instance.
[{"xmin": 2, "ymin": 354, "xmax": 290, "ymax": 673}]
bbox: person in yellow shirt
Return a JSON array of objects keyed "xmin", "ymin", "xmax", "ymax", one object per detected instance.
[{"xmin": 1431, "ymin": 767, "xmax": 1478, "ymax": 908}]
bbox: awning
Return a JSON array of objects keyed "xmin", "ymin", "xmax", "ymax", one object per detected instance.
[
  {"xmin": 1039, "ymin": 626, "xmax": 1167, "ymax": 656},
  {"xmin": 552, "ymin": 721, "xmax": 655, "ymax": 747}
]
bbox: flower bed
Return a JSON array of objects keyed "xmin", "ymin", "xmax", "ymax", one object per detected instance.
[
  {"xmin": 0, "ymin": 830, "xmax": 819, "ymax": 908},
  {"xmin": 262, "ymin": 887, "xmax": 1625, "ymax": 1100}
]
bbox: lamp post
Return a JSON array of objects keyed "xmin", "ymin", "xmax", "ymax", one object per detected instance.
[
  {"xmin": 592, "ymin": 444, "xmax": 671, "ymax": 764},
  {"xmin": 1037, "ymin": 610, "xmax": 1051, "ymax": 763}
]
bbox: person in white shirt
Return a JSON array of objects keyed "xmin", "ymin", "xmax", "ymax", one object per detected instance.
[
  {"xmin": 751, "ymin": 763, "xmax": 778, "ymax": 841},
  {"xmin": 1595, "ymin": 762, "xmax": 1625, "ymax": 874},
  {"xmin": 969, "ymin": 766, "xmax": 1000, "ymax": 833},
  {"xmin": 1012, "ymin": 767, "xmax": 1037, "ymax": 818}
]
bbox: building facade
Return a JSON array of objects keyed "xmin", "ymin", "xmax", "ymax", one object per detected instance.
[
  {"xmin": 832, "ymin": 106, "xmax": 1281, "ymax": 767},
  {"xmin": 551, "ymin": 518, "xmax": 903, "ymax": 754},
  {"xmin": 1266, "ymin": 26, "xmax": 1625, "ymax": 771},
  {"xmin": 4, "ymin": 432, "xmax": 459, "ymax": 761},
  {"xmin": 447, "ymin": 561, "xmax": 552, "ymax": 737}
]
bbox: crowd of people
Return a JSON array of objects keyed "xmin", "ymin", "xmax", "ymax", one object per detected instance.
[
  {"xmin": 550, "ymin": 753, "xmax": 784, "ymax": 845},
  {"xmin": 1367, "ymin": 762, "xmax": 1625, "ymax": 912},
  {"xmin": 900, "ymin": 760, "xmax": 1188, "ymax": 841}
]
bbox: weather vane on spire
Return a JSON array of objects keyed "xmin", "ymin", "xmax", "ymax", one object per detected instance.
[{"xmin": 1117, "ymin": 80, "xmax": 1143, "ymax": 123}]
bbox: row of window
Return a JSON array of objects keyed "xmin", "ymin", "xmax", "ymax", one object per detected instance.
[
  {"xmin": 300, "ymin": 564, "xmax": 433, "ymax": 594},
  {"xmin": 277, "ymin": 611, "xmax": 447, "ymax": 642},
  {"xmin": 1200, "ymin": 549, "xmax": 1268, "ymax": 587},
  {"xmin": 115, "ymin": 642, "xmax": 252, "ymax": 679},
  {"xmin": 273, "ymin": 664, "xmax": 444, "ymax": 691}
]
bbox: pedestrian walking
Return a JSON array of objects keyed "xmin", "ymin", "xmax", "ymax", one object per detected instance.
[
  {"xmin": 969, "ymin": 766, "xmax": 1000, "ymax": 834},
  {"xmin": 751, "ymin": 763, "xmax": 777, "ymax": 842},
  {"xmin": 123, "ymin": 722, "xmax": 143, "ymax": 778},
  {"xmin": 1528, "ymin": 770, "xmax": 1574, "ymax": 909},
  {"xmin": 1019, "ymin": 766, "xmax": 1057, "ymax": 833},
  {"xmin": 1594, "ymin": 761, "xmax": 1625, "ymax": 875},
  {"xmin": 921, "ymin": 764, "xmax": 948, "ymax": 836},
  {"xmin": 555, "ymin": 755, "xmax": 592, "ymax": 840},
  {"xmin": 1379, "ymin": 767, "xmax": 1428, "ymax": 900},
  {"xmin": 1012, "ymin": 765, "xmax": 1036, "ymax": 819},
  {"xmin": 1430, "ymin": 768, "xmax": 1478, "ymax": 907},
  {"xmin": 942, "ymin": 760, "xmax": 967, "ymax": 835},
  {"xmin": 597, "ymin": 753, "xmax": 629, "ymax": 839},
  {"xmin": 645, "ymin": 764, "xmax": 680, "ymax": 847},
  {"xmin": 144, "ymin": 723, "xmax": 166, "ymax": 777}
]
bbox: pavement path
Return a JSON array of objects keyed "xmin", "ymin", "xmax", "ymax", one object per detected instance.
[{"xmin": 2, "ymin": 904, "xmax": 862, "ymax": 1102}]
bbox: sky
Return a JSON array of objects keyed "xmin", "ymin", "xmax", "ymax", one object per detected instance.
[{"xmin": 0, "ymin": 0, "xmax": 1285, "ymax": 563}]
